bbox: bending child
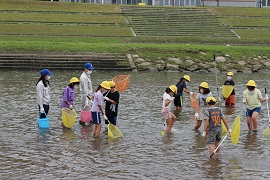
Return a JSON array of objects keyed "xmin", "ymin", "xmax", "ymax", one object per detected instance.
[{"xmin": 162, "ymin": 85, "xmax": 177, "ymax": 133}]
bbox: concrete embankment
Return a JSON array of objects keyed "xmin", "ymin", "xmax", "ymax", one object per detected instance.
[{"xmin": 0, "ymin": 53, "xmax": 137, "ymax": 71}]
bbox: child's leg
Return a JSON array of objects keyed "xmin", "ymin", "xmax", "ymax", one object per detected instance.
[
  {"xmin": 166, "ymin": 118, "xmax": 173, "ymax": 133},
  {"xmin": 194, "ymin": 120, "xmax": 202, "ymax": 129},
  {"xmin": 251, "ymin": 111, "xmax": 259, "ymax": 131},
  {"xmin": 208, "ymin": 144, "xmax": 215, "ymax": 159},
  {"xmin": 166, "ymin": 113, "xmax": 176, "ymax": 133},
  {"xmin": 246, "ymin": 116, "xmax": 253, "ymax": 131},
  {"xmin": 215, "ymin": 141, "xmax": 221, "ymax": 154},
  {"xmin": 93, "ymin": 124, "xmax": 97, "ymax": 135},
  {"xmin": 95, "ymin": 124, "xmax": 102, "ymax": 137}
]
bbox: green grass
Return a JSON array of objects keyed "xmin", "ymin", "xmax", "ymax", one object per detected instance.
[
  {"xmin": 0, "ymin": 24, "xmax": 132, "ymax": 36},
  {"xmin": 234, "ymin": 29, "xmax": 270, "ymax": 39},
  {"xmin": 222, "ymin": 18, "xmax": 270, "ymax": 27},
  {"xmin": 0, "ymin": 0, "xmax": 120, "ymax": 13},
  {"xmin": 210, "ymin": 7, "xmax": 270, "ymax": 17},
  {"xmin": 0, "ymin": 13, "xmax": 126, "ymax": 24}
]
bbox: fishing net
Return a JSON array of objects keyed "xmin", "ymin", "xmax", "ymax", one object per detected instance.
[
  {"xmin": 222, "ymin": 85, "xmax": 234, "ymax": 98},
  {"xmin": 230, "ymin": 115, "xmax": 241, "ymax": 145},
  {"xmin": 112, "ymin": 74, "xmax": 130, "ymax": 92},
  {"xmin": 190, "ymin": 93, "xmax": 197, "ymax": 109}
]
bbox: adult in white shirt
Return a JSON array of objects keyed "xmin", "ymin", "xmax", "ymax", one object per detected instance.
[
  {"xmin": 36, "ymin": 68, "xmax": 53, "ymax": 115},
  {"xmin": 161, "ymin": 85, "xmax": 177, "ymax": 133},
  {"xmin": 80, "ymin": 62, "xmax": 94, "ymax": 110}
]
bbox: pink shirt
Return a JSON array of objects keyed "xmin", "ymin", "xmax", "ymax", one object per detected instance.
[{"xmin": 91, "ymin": 90, "xmax": 103, "ymax": 112}]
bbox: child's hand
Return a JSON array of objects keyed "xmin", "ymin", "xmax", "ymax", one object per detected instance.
[{"xmin": 202, "ymin": 131, "xmax": 206, "ymax": 137}]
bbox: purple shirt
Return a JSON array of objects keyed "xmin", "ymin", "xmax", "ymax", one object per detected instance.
[
  {"xmin": 60, "ymin": 86, "xmax": 74, "ymax": 109},
  {"xmin": 91, "ymin": 90, "xmax": 103, "ymax": 112}
]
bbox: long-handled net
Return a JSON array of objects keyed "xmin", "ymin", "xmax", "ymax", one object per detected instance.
[{"xmin": 112, "ymin": 74, "xmax": 130, "ymax": 92}]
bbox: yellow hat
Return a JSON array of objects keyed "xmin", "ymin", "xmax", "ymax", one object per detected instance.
[
  {"xmin": 169, "ymin": 85, "xmax": 177, "ymax": 93},
  {"xmin": 100, "ymin": 81, "xmax": 111, "ymax": 90},
  {"xmin": 70, "ymin": 77, "xmax": 80, "ymax": 83},
  {"xmin": 206, "ymin": 96, "xmax": 216, "ymax": 103},
  {"xmin": 246, "ymin": 80, "xmax": 256, "ymax": 87},
  {"xmin": 108, "ymin": 81, "xmax": 115, "ymax": 88},
  {"xmin": 227, "ymin": 72, "xmax": 234, "ymax": 76},
  {"xmin": 183, "ymin": 75, "xmax": 190, "ymax": 82},
  {"xmin": 199, "ymin": 82, "xmax": 209, "ymax": 89}
]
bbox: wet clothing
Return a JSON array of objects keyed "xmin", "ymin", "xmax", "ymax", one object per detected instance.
[
  {"xmin": 60, "ymin": 86, "xmax": 74, "ymax": 109},
  {"xmin": 105, "ymin": 91, "xmax": 120, "ymax": 125},
  {"xmin": 243, "ymin": 88, "xmax": 262, "ymax": 110},
  {"xmin": 80, "ymin": 71, "xmax": 93, "ymax": 109},
  {"xmin": 174, "ymin": 81, "xmax": 186, "ymax": 107},
  {"xmin": 37, "ymin": 80, "xmax": 50, "ymax": 114},
  {"xmin": 204, "ymin": 107, "xmax": 224, "ymax": 144}
]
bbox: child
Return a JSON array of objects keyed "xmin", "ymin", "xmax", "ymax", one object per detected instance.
[
  {"xmin": 103, "ymin": 81, "xmax": 120, "ymax": 126},
  {"xmin": 60, "ymin": 77, "xmax": 80, "ymax": 114},
  {"xmin": 194, "ymin": 82, "xmax": 212, "ymax": 130},
  {"xmin": 224, "ymin": 72, "xmax": 236, "ymax": 107},
  {"xmin": 36, "ymin": 68, "xmax": 53, "ymax": 115},
  {"xmin": 202, "ymin": 96, "xmax": 230, "ymax": 159},
  {"xmin": 243, "ymin": 80, "xmax": 268, "ymax": 133},
  {"xmin": 91, "ymin": 81, "xmax": 111, "ymax": 137},
  {"xmin": 174, "ymin": 75, "xmax": 193, "ymax": 110},
  {"xmin": 162, "ymin": 85, "xmax": 177, "ymax": 133}
]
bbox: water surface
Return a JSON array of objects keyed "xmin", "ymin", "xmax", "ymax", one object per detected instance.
[{"xmin": 1, "ymin": 70, "xmax": 270, "ymax": 179}]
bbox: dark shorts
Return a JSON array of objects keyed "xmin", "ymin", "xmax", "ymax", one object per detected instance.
[
  {"xmin": 246, "ymin": 107, "xmax": 261, "ymax": 117},
  {"xmin": 174, "ymin": 94, "xmax": 183, "ymax": 107},
  {"xmin": 105, "ymin": 115, "xmax": 117, "ymax": 126},
  {"xmin": 91, "ymin": 111, "xmax": 101, "ymax": 124},
  {"xmin": 207, "ymin": 130, "xmax": 222, "ymax": 144}
]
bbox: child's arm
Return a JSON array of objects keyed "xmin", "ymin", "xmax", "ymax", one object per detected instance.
[
  {"xmin": 203, "ymin": 118, "xmax": 209, "ymax": 136},
  {"xmin": 164, "ymin": 99, "xmax": 172, "ymax": 107},
  {"xmin": 221, "ymin": 116, "xmax": 230, "ymax": 132}
]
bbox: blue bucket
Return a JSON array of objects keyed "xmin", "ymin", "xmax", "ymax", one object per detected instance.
[{"xmin": 38, "ymin": 113, "xmax": 50, "ymax": 128}]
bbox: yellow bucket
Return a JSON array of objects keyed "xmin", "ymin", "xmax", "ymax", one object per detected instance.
[
  {"xmin": 108, "ymin": 124, "xmax": 123, "ymax": 138},
  {"xmin": 62, "ymin": 108, "xmax": 78, "ymax": 128}
]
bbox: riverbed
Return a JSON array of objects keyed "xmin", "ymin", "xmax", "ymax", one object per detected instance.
[{"xmin": 1, "ymin": 70, "xmax": 270, "ymax": 179}]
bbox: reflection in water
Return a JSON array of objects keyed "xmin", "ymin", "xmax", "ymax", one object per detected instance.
[
  {"xmin": 161, "ymin": 133, "xmax": 174, "ymax": 157},
  {"xmin": 61, "ymin": 128, "xmax": 77, "ymax": 142},
  {"xmin": 37, "ymin": 128, "xmax": 50, "ymax": 143},
  {"xmin": 79, "ymin": 125, "xmax": 92, "ymax": 141},
  {"xmin": 202, "ymin": 158, "xmax": 224, "ymax": 179},
  {"xmin": 243, "ymin": 133, "xmax": 263, "ymax": 154}
]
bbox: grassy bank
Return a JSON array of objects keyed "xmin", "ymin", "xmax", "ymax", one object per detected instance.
[{"xmin": 0, "ymin": 0, "xmax": 270, "ymax": 71}]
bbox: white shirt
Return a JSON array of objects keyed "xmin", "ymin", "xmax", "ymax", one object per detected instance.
[
  {"xmin": 79, "ymin": 71, "xmax": 93, "ymax": 102},
  {"xmin": 36, "ymin": 80, "xmax": 50, "ymax": 106},
  {"xmin": 162, "ymin": 92, "xmax": 172, "ymax": 109}
]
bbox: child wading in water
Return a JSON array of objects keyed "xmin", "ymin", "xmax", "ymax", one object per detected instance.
[
  {"xmin": 91, "ymin": 81, "xmax": 111, "ymax": 137},
  {"xmin": 174, "ymin": 75, "xmax": 193, "ymax": 110},
  {"xmin": 162, "ymin": 85, "xmax": 177, "ymax": 133},
  {"xmin": 243, "ymin": 80, "xmax": 268, "ymax": 133},
  {"xmin": 194, "ymin": 82, "xmax": 212, "ymax": 130},
  {"xmin": 202, "ymin": 96, "xmax": 231, "ymax": 159},
  {"xmin": 224, "ymin": 72, "xmax": 236, "ymax": 107}
]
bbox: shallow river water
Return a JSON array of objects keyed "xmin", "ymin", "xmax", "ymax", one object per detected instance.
[{"xmin": 1, "ymin": 70, "xmax": 270, "ymax": 179}]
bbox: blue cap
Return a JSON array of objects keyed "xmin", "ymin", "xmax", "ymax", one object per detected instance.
[
  {"xmin": 40, "ymin": 69, "xmax": 53, "ymax": 76},
  {"xmin": 84, "ymin": 62, "xmax": 94, "ymax": 70}
]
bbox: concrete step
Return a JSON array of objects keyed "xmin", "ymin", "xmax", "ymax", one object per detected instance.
[{"xmin": 0, "ymin": 53, "xmax": 132, "ymax": 70}]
